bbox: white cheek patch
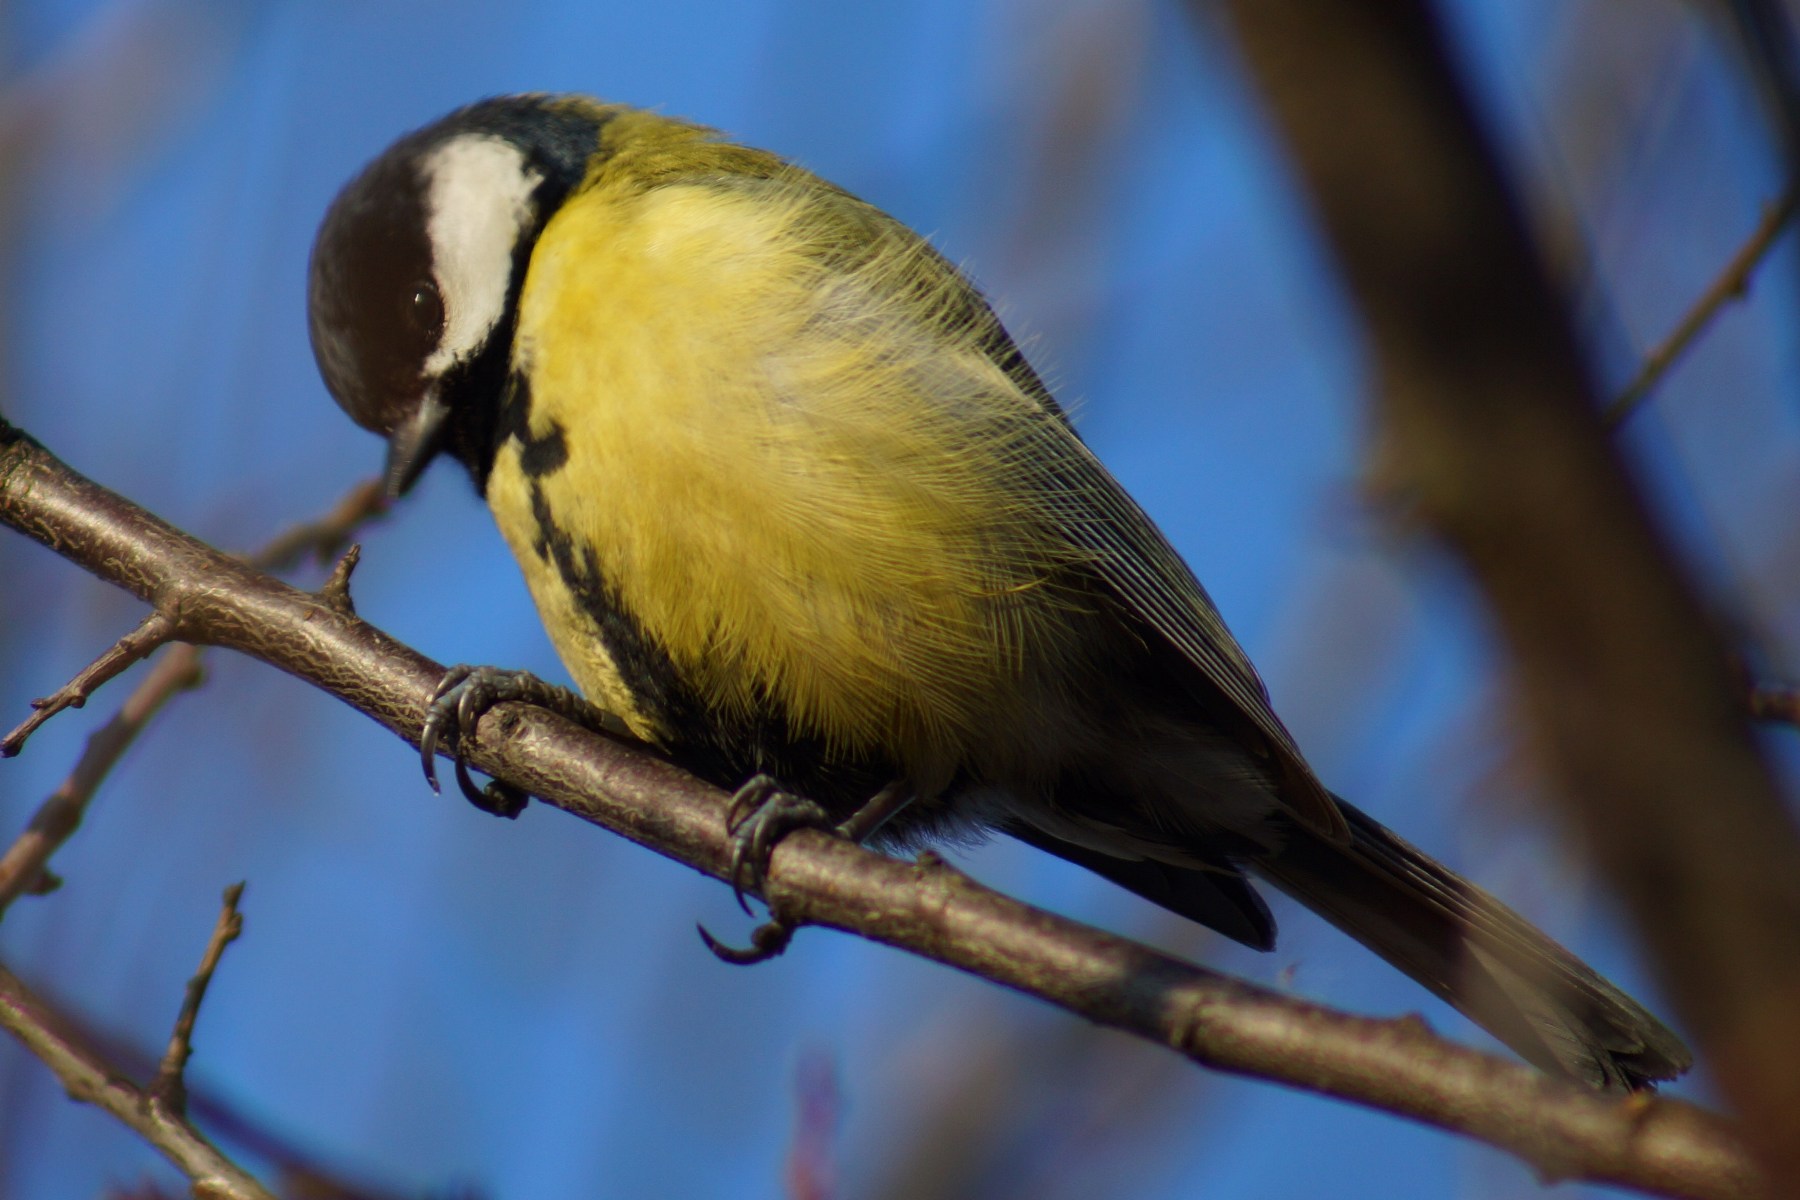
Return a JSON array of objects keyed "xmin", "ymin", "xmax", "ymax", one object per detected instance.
[{"xmin": 420, "ymin": 134, "xmax": 543, "ymax": 375}]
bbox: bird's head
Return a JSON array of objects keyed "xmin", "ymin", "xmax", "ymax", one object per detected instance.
[{"xmin": 306, "ymin": 95, "xmax": 610, "ymax": 496}]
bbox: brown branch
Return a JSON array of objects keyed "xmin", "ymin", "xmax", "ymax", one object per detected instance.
[
  {"xmin": 0, "ymin": 609, "xmax": 178, "ymax": 756},
  {"xmin": 0, "ymin": 643, "xmax": 203, "ymax": 913},
  {"xmin": 26, "ymin": 978, "xmax": 412, "ymax": 1200},
  {"xmin": 1748, "ymin": 683, "xmax": 1800, "ymax": 726},
  {"xmin": 1604, "ymin": 188, "xmax": 1799, "ymax": 428},
  {"xmin": 0, "ymin": 476, "xmax": 385, "ymax": 917},
  {"xmin": 0, "ymin": 959, "xmax": 273, "ymax": 1200},
  {"xmin": 1219, "ymin": 1, "xmax": 1800, "ymax": 1189},
  {"xmin": 150, "ymin": 882, "xmax": 245, "ymax": 1116},
  {"xmin": 246, "ymin": 479, "xmax": 386, "ymax": 575},
  {"xmin": 0, "ymin": 424, "xmax": 1765, "ymax": 1197}
]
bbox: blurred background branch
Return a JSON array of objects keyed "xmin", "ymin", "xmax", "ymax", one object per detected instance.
[
  {"xmin": 1604, "ymin": 186, "xmax": 1797, "ymax": 427},
  {"xmin": 1220, "ymin": 0, "xmax": 1800, "ymax": 1186},
  {"xmin": 0, "ymin": 942, "xmax": 271, "ymax": 1199}
]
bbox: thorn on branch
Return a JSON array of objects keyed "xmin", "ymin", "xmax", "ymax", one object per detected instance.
[
  {"xmin": 317, "ymin": 543, "xmax": 361, "ymax": 616},
  {"xmin": 1, "ymin": 608, "xmax": 180, "ymax": 757},
  {"xmin": 150, "ymin": 882, "xmax": 246, "ymax": 1118}
]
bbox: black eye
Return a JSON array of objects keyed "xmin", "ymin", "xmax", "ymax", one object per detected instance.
[{"xmin": 409, "ymin": 281, "xmax": 444, "ymax": 340}]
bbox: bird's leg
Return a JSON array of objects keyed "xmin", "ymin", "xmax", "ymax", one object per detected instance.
[
  {"xmin": 721, "ymin": 775, "xmax": 828, "ymax": 912},
  {"xmin": 836, "ymin": 779, "xmax": 916, "ymax": 843},
  {"xmin": 419, "ymin": 665, "xmax": 610, "ymax": 819},
  {"xmin": 703, "ymin": 778, "xmax": 916, "ymax": 965}
]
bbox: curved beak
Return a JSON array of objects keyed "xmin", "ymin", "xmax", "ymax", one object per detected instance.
[{"xmin": 384, "ymin": 389, "xmax": 450, "ymax": 498}]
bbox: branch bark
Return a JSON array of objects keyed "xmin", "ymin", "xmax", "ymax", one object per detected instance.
[
  {"xmin": 0, "ymin": 960, "xmax": 272, "ymax": 1200},
  {"xmin": 0, "ymin": 420, "xmax": 1765, "ymax": 1198},
  {"xmin": 1219, "ymin": 2, "xmax": 1800, "ymax": 1188}
]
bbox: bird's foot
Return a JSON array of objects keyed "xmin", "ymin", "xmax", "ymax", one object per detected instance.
[
  {"xmin": 722, "ymin": 774, "xmax": 830, "ymax": 914},
  {"xmin": 697, "ymin": 917, "xmax": 797, "ymax": 965},
  {"xmin": 419, "ymin": 665, "xmax": 599, "ymax": 819},
  {"xmin": 700, "ymin": 776, "xmax": 916, "ymax": 966},
  {"xmin": 697, "ymin": 774, "xmax": 832, "ymax": 965}
]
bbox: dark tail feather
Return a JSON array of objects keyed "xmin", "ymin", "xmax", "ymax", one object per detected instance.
[
  {"xmin": 1002, "ymin": 820, "xmax": 1277, "ymax": 952},
  {"xmin": 1254, "ymin": 797, "xmax": 1691, "ymax": 1089}
]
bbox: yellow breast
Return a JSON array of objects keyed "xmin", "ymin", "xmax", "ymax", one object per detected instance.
[{"xmin": 485, "ymin": 165, "xmax": 1094, "ymax": 787}]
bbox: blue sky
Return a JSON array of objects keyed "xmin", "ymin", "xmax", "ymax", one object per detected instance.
[{"xmin": 1, "ymin": 2, "xmax": 1796, "ymax": 1197}]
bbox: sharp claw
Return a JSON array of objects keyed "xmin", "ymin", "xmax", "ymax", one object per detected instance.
[
  {"xmin": 698, "ymin": 919, "xmax": 795, "ymax": 965},
  {"xmin": 420, "ymin": 713, "xmax": 445, "ymax": 794},
  {"xmin": 482, "ymin": 781, "xmax": 529, "ymax": 819},
  {"xmin": 729, "ymin": 850, "xmax": 756, "ymax": 916},
  {"xmin": 453, "ymin": 753, "xmax": 487, "ymax": 809},
  {"xmin": 417, "ymin": 665, "xmax": 602, "ymax": 818},
  {"xmin": 457, "ymin": 680, "xmax": 485, "ymax": 738},
  {"xmin": 431, "ymin": 665, "xmax": 471, "ymax": 705},
  {"xmin": 725, "ymin": 774, "xmax": 775, "ymax": 833}
]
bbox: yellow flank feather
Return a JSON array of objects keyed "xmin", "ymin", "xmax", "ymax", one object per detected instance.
[{"xmin": 484, "ymin": 135, "xmax": 1102, "ymax": 790}]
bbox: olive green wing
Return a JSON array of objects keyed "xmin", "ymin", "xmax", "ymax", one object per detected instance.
[
  {"xmin": 1012, "ymin": 405, "xmax": 1350, "ymax": 841},
  {"xmin": 741, "ymin": 166, "xmax": 1346, "ymax": 839}
]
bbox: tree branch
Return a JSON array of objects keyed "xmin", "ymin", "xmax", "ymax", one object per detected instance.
[
  {"xmin": 1604, "ymin": 188, "xmax": 1798, "ymax": 428},
  {"xmin": 0, "ymin": 644, "xmax": 203, "ymax": 912},
  {"xmin": 150, "ymin": 882, "xmax": 245, "ymax": 1116},
  {"xmin": 0, "ymin": 420, "xmax": 1765, "ymax": 1198},
  {"xmin": 0, "ymin": 952, "xmax": 272, "ymax": 1200},
  {"xmin": 0, "ymin": 476, "xmax": 385, "ymax": 916},
  {"xmin": 0, "ymin": 609, "xmax": 178, "ymax": 756},
  {"xmin": 1219, "ymin": 1, "xmax": 1800, "ymax": 1187},
  {"xmin": 23, "ymin": 977, "xmax": 410, "ymax": 1200}
]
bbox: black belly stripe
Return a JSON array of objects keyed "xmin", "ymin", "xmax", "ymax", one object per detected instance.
[{"xmin": 496, "ymin": 370, "xmax": 899, "ymax": 816}]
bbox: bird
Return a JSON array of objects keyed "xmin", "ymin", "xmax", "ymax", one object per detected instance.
[{"xmin": 306, "ymin": 93, "xmax": 1691, "ymax": 1090}]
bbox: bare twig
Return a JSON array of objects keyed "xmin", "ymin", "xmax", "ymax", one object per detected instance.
[
  {"xmin": 0, "ymin": 644, "xmax": 203, "ymax": 913},
  {"xmin": 26, "ymin": 978, "xmax": 411, "ymax": 1200},
  {"xmin": 0, "ymin": 959, "xmax": 274, "ymax": 1200},
  {"xmin": 1604, "ymin": 188, "xmax": 1799, "ymax": 428},
  {"xmin": 0, "ymin": 609, "xmax": 178, "ymax": 756},
  {"xmin": 0, "ymin": 420, "xmax": 1765, "ymax": 1199},
  {"xmin": 317, "ymin": 544, "xmax": 362, "ymax": 617},
  {"xmin": 150, "ymin": 883, "xmax": 245, "ymax": 1116},
  {"xmin": 0, "ymin": 476, "xmax": 385, "ymax": 917},
  {"xmin": 248, "ymin": 479, "xmax": 386, "ymax": 575},
  {"xmin": 1219, "ymin": 0, "xmax": 1800, "ymax": 1187}
]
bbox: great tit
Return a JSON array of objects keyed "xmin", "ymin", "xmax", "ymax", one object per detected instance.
[{"xmin": 306, "ymin": 94, "xmax": 1690, "ymax": 1089}]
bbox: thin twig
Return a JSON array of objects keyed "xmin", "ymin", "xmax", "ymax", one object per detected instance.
[
  {"xmin": 0, "ymin": 609, "xmax": 177, "ymax": 756},
  {"xmin": 0, "ymin": 959, "xmax": 274, "ymax": 1200},
  {"xmin": 0, "ymin": 477, "xmax": 386, "ymax": 918},
  {"xmin": 0, "ymin": 419, "xmax": 1764, "ymax": 1199},
  {"xmin": 0, "ymin": 644, "xmax": 204, "ymax": 914},
  {"xmin": 25, "ymin": 977, "xmax": 411, "ymax": 1200},
  {"xmin": 317, "ymin": 543, "xmax": 362, "ymax": 617},
  {"xmin": 1604, "ymin": 188, "xmax": 1799, "ymax": 428},
  {"xmin": 150, "ymin": 883, "xmax": 245, "ymax": 1116},
  {"xmin": 247, "ymin": 479, "xmax": 386, "ymax": 574}
]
